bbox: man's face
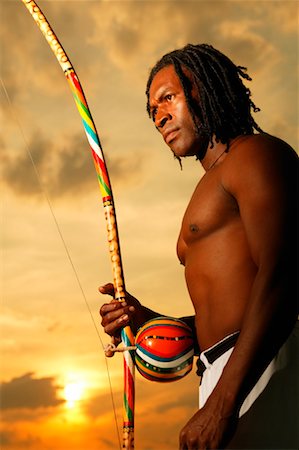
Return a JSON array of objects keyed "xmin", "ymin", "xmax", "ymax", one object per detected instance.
[{"xmin": 148, "ymin": 64, "xmax": 208, "ymax": 158}]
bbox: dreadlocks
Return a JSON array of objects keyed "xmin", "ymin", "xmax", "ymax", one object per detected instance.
[{"xmin": 146, "ymin": 43, "xmax": 263, "ymax": 151}]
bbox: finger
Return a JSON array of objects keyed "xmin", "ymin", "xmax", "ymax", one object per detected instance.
[
  {"xmin": 103, "ymin": 315, "xmax": 130, "ymax": 336},
  {"xmin": 180, "ymin": 430, "xmax": 202, "ymax": 450},
  {"xmin": 100, "ymin": 301, "xmax": 135, "ymax": 320},
  {"xmin": 101, "ymin": 303, "xmax": 134, "ymax": 330},
  {"xmin": 99, "ymin": 301, "xmax": 122, "ymax": 317},
  {"xmin": 98, "ymin": 283, "xmax": 115, "ymax": 296},
  {"xmin": 102, "ymin": 313, "xmax": 131, "ymax": 336},
  {"xmin": 179, "ymin": 431, "xmax": 187, "ymax": 450}
]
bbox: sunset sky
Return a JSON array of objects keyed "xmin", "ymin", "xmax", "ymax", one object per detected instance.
[{"xmin": 1, "ymin": 1, "xmax": 298, "ymax": 449}]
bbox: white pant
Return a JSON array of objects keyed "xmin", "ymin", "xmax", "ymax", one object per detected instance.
[{"xmin": 199, "ymin": 323, "xmax": 298, "ymax": 449}]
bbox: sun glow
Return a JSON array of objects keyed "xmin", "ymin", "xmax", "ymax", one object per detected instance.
[{"xmin": 64, "ymin": 381, "xmax": 86, "ymax": 408}]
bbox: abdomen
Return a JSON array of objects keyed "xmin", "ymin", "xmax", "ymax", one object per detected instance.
[{"xmin": 184, "ymin": 225, "xmax": 257, "ymax": 350}]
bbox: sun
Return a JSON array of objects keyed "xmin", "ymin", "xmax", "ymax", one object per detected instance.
[{"xmin": 64, "ymin": 381, "xmax": 85, "ymax": 408}]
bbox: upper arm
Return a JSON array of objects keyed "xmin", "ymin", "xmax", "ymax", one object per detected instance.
[{"xmin": 225, "ymin": 136, "xmax": 297, "ymax": 272}]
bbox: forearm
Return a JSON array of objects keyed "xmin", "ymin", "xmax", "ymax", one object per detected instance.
[
  {"xmin": 208, "ymin": 268, "xmax": 297, "ymax": 415},
  {"xmin": 216, "ymin": 137, "xmax": 299, "ymax": 415}
]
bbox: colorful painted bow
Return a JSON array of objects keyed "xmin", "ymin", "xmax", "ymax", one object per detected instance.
[{"xmin": 21, "ymin": 1, "xmax": 135, "ymax": 448}]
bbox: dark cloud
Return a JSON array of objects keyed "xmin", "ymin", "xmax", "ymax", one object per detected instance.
[
  {"xmin": 50, "ymin": 133, "xmax": 96, "ymax": 197},
  {"xmin": 89, "ymin": 0, "xmax": 288, "ymax": 83},
  {"xmin": 1, "ymin": 130, "xmax": 53, "ymax": 198},
  {"xmin": 1, "ymin": 372, "xmax": 64, "ymax": 410},
  {"xmin": 106, "ymin": 151, "xmax": 145, "ymax": 188},
  {"xmin": 111, "ymin": 22, "xmax": 140, "ymax": 59},
  {"xmin": 1, "ymin": 3, "xmax": 107, "ymax": 105},
  {"xmin": 0, "ymin": 429, "xmax": 42, "ymax": 448},
  {"xmin": 1, "ymin": 3, "xmax": 63, "ymax": 102},
  {"xmin": 2, "ymin": 129, "xmax": 144, "ymax": 200},
  {"xmin": 83, "ymin": 374, "xmax": 197, "ymax": 422}
]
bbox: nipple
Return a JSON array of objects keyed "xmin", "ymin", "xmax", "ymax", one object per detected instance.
[{"xmin": 189, "ymin": 224, "xmax": 199, "ymax": 233}]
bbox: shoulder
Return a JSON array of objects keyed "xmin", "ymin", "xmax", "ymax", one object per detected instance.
[
  {"xmin": 220, "ymin": 134, "xmax": 298, "ymax": 205},
  {"xmin": 223, "ymin": 133, "xmax": 298, "ymax": 187},
  {"xmin": 228, "ymin": 133, "xmax": 296, "ymax": 161}
]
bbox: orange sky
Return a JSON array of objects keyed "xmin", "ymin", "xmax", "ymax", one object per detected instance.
[{"xmin": 1, "ymin": 1, "xmax": 298, "ymax": 449}]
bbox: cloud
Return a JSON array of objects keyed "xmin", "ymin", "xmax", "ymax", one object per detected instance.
[
  {"xmin": 80, "ymin": 373, "xmax": 199, "ymax": 449},
  {"xmin": 88, "ymin": 1, "xmax": 282, "ymax": 76},
  {"xmin": 89, "ymin": 1, "xmax": 219, "ymax": 74},
  {"xmin": 1, "ymin": 129, "xmax": 145, "ymax": 200},
  {"xmin": 0, "ymin": 429, "xmax": 43, "ymax": 448},
  {"xmin": 50, "ymin": 133, "xmax": 97, "ymax": 197},
  {"xmin": 1, "ymin": 130, "xmax": 52, "ymax": 197},
  {"xmin": 83, "ymin": 371, "xmax": 198, "ymax": 422},
  {"xmin": 1, "ymin": 373, "xmax": 64, "ymax": 411},
  {"xmin": 83, "ymin": 387, "xmax": 122, "ymax": 419},
  {"xmin": 215, "ymin": 19, "xmax": 280, "ymax": 72},
  {"xmin": 1, "ymin": 4, "xmax": 63, "ymax": 102},
  {"xmin": 239, "ymin": 1, "xmax": 298, "ymax": 34}
]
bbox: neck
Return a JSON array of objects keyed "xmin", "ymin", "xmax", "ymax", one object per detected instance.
[{"xmin": 201, "ymin": 139, "xmax": 228, "ymax": 172}]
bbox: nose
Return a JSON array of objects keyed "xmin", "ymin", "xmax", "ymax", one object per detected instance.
[{"xmin": 155, "ymin": 109, "xmax": 172, "ymax": 129}]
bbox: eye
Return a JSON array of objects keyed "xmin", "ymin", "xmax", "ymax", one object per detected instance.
[{"xmin": 165, "ymin": 94, "xmax": 174, "ymax": 101}]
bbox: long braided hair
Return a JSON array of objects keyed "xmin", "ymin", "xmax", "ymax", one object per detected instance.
[{"xmin": 146, "ymin": 43, "xmax": 263, "ymax": 151}]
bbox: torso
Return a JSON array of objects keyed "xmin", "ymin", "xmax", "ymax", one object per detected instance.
[{"xmin": 177, "ymin": 136, "xmax": 258, "ymax": 350}]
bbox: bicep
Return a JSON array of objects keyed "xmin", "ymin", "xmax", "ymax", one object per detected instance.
[{"xmin": 228, "ymin": 146, "xmax": 297, "ymax": 270}]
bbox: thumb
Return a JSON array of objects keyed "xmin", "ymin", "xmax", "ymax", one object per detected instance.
[{"xmin": 99, "ymin": 283, "xmax": 115, "ymax": 297}]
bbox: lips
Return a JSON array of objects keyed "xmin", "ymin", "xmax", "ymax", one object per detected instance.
[{"xmin": 163, "ymin": 128, "xmax": 179, "ymax": 144}]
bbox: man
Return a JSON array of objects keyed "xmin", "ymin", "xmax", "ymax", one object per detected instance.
[{"xmin": 100, "ymin": 44, "xmax": 298, "ymax": 449}]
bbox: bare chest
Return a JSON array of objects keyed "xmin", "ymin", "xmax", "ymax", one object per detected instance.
[{"xmin": 177, "ymin": 172, "xmax": 238, "ymax": 263}]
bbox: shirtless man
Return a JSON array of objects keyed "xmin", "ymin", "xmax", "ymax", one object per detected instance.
[{"xmin": 100, "ymin": 44, "xmax": 298, "ymax": 449}]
